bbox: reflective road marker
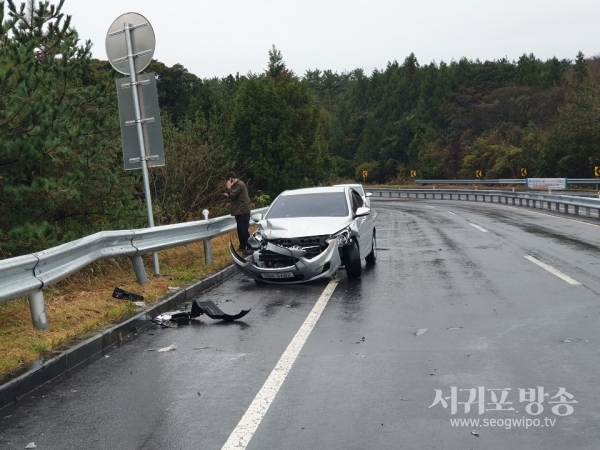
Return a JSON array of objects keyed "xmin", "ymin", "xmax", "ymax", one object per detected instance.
[
  {"xmin": 524, "ymin": 255, "xmax": 581, "ymax": 285},
  {"xmin": 221, "ymin": 278, "xmax": 340, "ymax": 449}
]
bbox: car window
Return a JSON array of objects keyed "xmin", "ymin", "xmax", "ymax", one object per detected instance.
[
  {"xmin": 350, "ymin": 190, "xmax": 363, "ymax": 213},
  {"xmin": 266, "ymin": 192, "xmax": 349, "ymax": 219}
]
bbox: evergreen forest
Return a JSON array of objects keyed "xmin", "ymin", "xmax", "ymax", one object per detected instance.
[{"xmin": 1, "ymin": 0, "xmax": 599, "ymax": 257}]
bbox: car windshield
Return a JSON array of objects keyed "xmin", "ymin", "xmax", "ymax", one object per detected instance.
[{"xmin": 266, "ymin": 192, "xmax": 349, "ymax": 219}]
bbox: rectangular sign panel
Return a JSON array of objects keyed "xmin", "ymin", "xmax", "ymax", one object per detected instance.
[
  {"xmin": 116, "ymin": 72, "xmax": 165, "ymax": 170},
  {"xmin": 526, "ymin": 178, "xmax": 567, "ymax": 190}
]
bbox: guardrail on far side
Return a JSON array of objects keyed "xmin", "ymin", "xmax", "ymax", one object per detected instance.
[
  {"xmin": 0, "ymin": 208, "xmax": 268, "ymax": 330},
  {"xmin": 366, "ymin": 188, "xmax": 600, "ymax": 219}
]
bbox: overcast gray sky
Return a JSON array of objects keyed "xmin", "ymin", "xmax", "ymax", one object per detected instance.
[{"xmin": 53, "ymin": 0, "xmax": 599, "ymax": 79}]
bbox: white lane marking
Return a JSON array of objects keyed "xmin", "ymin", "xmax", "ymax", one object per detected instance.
[
  {"xmin": 524, "ymin": 255, "xmax": 581, "ymax": 285},
  {"xmin": 470, "ymin": 223, "xmax": 488, "ymax": 232},
  {"xmin": 221, "ymin": 278, "xmax": 340, "ymax": 450},
  {"xmin": 448, "ymin": 211, "xmax": 457, "ymax": 216},
  {"xmin": 425, "ymin": 205, "xmax": 436, "ymax": 209}
]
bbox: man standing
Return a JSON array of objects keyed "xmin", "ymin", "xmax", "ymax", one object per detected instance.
[{"xmin": 223, "ymin": 172, "xmax": 252, "ymax": 255}]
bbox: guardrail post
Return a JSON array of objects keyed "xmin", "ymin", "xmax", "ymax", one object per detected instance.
[
  {"xmin": 586, "ymin": 207, "xmax": 591, "ymax": 217},
  {"xmin": 203, "ymin": 240, "xmax": 213, "ymax": 265},
  {"xmin": 574, "ymin": 205, "xmax": 579, "ymax": 216},
  {"xmin": 202, "ymin": 209, "xmax": 213, "ymax": 265},
  {"xmin": 130, "ymin": 256, "xmax": 149, "ymax": 284},
  {"xmin": 28, "ymin": 291, "xmax": 49, "ymax": 330}
]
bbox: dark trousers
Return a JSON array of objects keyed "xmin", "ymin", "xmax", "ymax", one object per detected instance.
[{"xmin": 235, "ymin": 213, "xmax": 251, "ymax": 250}]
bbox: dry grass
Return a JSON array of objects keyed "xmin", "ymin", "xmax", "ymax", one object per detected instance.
[{"xmin": 0, "ymin": 231, "xmax": 240, "ymax": 381}]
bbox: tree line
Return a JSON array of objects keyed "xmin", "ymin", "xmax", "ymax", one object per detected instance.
[{"xmin": 1, "ymin": 0, "xmax": 599, "ymax": 257}]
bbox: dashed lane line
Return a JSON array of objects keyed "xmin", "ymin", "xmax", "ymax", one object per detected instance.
[
  {"xmin": 469, "ymin": 223, "xmax": 488, "ymax": 232},
  {"xmin": 524, "ymin": 255, "xmax": 581, "ymax": 285}
]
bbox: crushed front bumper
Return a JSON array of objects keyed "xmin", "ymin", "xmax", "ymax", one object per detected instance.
[{"xmin": 229, "ymin": 240, "xmax": 341, "ymax": 284}]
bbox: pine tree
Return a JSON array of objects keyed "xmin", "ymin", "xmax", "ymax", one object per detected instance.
[
  {"xmin": 232, "ymin": 47, "xmax": 332, "ymax": 195},
  {"xmin": 0, "ymin": 1, "xmax": 145, "ymax": 256}
]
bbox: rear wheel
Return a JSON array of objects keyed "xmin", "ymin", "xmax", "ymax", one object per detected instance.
[
  {"xmin": 345, "ymin": 240, "xmax": 361, "ymax": 279},
  {"xmin": 365, "ymin": 231, "xmax": 377, "ymax": 265}
]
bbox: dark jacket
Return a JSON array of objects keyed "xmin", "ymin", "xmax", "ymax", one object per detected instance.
[{"xmin": 228, "ymin": 180, "xmax": 251, "ymax": 216}]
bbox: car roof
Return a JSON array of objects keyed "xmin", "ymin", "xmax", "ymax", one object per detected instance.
[{"xmin": 279, "ymin": 186, "xmax": 347, "ymax": 196}]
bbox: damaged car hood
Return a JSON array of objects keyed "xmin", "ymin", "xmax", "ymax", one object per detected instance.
[{"xmin": 260, "ymin": 217, "xmax": 350, "ymax": 239}]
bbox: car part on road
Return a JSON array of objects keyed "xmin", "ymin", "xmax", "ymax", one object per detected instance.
[
  {"xmin": 191, "ymin": 300, "xmax": 251, "ymax": 321},
  {"xmin": 112, "ymin": 287, "xmax": 144, "ymax": 301},
  {"xmin": 145, "ymin": 343, "xmax": 177, "ymax": 352},
  {"xmin": 152, "ymin": 300, "xmax": 251, "ymax": 327}
]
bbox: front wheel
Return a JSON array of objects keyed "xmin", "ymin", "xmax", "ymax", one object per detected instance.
[
  {"xmin": 365, "ymin": 231, "xmax": 377, "ymax": 265},
  {"xmin": 345, "ymin": 240, "xmax": 362, "ymax": 279}
]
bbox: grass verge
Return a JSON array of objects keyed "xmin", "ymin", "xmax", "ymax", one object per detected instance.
[{"xmin": 0, "ymin": 232, "xmax": 240, "ymax": 382}]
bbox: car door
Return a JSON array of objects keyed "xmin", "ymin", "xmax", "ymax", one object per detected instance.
[{"xmin": 350, "ymin": 189, "xmax": 372, "ymax": 259}]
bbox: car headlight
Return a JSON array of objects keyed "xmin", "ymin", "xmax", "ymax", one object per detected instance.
[
  {"xmin": 248, "ymin": 230, "xmax": 264, "ymax": 249},
  {"xmin": 326, "ymin": 227, "xmax": 350, "ymax": 245}
]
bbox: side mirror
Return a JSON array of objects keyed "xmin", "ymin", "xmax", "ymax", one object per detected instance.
[
  {"xmin": 251, "ymin": 213, "xmax": 263, "ymax": 223},
  {"xmin": 355, "ymin": 207, "xmax": 371, "ymax": 217}
]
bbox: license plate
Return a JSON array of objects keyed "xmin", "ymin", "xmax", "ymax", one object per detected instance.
[{"xmin": 261, "ymin": 272, "xmax": 294, "ymax": 279}]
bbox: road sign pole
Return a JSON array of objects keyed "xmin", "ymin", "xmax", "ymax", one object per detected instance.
[{"xmin": 123, "ymin": 22, "xmax": 160, "ymax": 275}]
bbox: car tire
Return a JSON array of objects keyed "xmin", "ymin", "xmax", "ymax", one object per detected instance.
[
  {"xmin": 345, "ymin": 240, "xmax": 362, "ymax": 279},
  {"xmin": 365, "ymin": 230, "xmax": 377, "ymax": 265}
]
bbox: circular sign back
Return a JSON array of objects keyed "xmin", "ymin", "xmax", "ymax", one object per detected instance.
[{"xmin": 106, "ymin": 12, "xmax": 155, "ymax": 75}]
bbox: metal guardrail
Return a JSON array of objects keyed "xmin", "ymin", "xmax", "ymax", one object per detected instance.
[
  {"xmin": 0, "ymin": 208, "xmax": 268, "ymax": 329},
  {"xmin": 414, "ymin": 179, "xmax": 600, "ymax": 185},
  {"xmin": 366, "ymin": 188, "xmax": 600, "ymax": 219},
  {"xmin": 415, "ymin": 179, "xmax": 526, "ymax": 185}
]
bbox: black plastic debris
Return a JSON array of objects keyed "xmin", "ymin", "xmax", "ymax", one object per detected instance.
[
  {"xmin": 170, "ymin": 312, "xmax": 193, "ymax": 324},
  {"xmin": 112, "ymin": 287, "xmax": 144, "ymax": 301},
  {"xmin": 152, "ymin": 300, "xmax": 251, "ymax": 327},
  {"xmin": 191, "ymin": 300, "xmax": 251, "ymax": 322}
]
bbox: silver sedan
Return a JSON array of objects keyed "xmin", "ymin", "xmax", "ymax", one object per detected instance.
[{"xmin": 229, "ymin": 186, "xmax": 376, "ymax": 284}]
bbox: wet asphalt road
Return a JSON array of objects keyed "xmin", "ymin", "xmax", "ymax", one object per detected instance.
[{"xmin": 2, "ymin": 199, "xmax": 600, "ymax": 449}]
